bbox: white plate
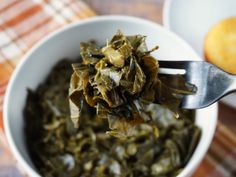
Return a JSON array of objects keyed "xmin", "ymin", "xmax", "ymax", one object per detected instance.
[{"xmin": 163, "ymin": 0, "xmax": 236, "ymax": 108}]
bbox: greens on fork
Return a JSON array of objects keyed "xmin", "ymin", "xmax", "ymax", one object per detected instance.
[
  {"xmin": 69, "ymin": 31, "xmax": 195, "ymax": 138},
  {"xmin": 24, "ymin": 31, "xmax": 201, "ymax": 177}
]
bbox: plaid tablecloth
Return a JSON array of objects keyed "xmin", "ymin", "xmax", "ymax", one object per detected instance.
[{"xmin": 0, "ymin": 0, "xmax": 235, "ymax": 176}]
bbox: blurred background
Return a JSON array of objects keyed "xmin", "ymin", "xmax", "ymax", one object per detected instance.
[{"xmin": 0, "ymin": 0, "xmax": 235, "ymax": 176}]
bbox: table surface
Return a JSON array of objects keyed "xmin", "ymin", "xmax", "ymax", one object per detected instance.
[{"xmin": 84, "ymin": 0, "xmax": 236, "ymax": 134}]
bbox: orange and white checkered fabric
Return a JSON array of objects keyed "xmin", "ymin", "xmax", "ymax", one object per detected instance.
[
  {"xmin": 0, "ymin": 1, "xmax": 235, "ymax": 177},
  {"xmin": 0, "ymin": 0, "xmax": 95, "ymax": 130}
]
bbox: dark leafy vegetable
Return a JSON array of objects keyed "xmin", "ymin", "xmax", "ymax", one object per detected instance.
[
  {"xmin": 69, "ymin": 31, "xmax": 195, "ymax": 138},
  {"xmin": 24, "ymin": 60, "xmax": 200, "ymax": 177},
  {"xmin": 24, "ymin": 61, "xmax": 200, "ymax": 177},
  {"xmin": 24, "ymin": 32, "xmax": 200, "ymax": 177}
]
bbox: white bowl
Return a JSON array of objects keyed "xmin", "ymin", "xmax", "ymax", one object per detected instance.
[
  {"xmin": 3, "ymin": 15, "xmax": 218, "ymax": 177},
  {"xmin": 163, "ymin": 0, "xmax": 236, "ymax": 108}
]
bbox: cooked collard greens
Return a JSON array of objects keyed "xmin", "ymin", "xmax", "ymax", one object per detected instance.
[
  {"xmin": 69, "ymin": 31, "xmax": 195, "ymax": 138},
  {"xmin": 24, "ymin": 60, "xmax": 200, "ymax": 177},
  {"xmin": 24, "ymin": 32, "xmax": 200, "ymax": 177}
]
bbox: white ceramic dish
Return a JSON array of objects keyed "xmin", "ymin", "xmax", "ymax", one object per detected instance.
[
  {"xmin": 163, "ymin": 0, "xmax": 236, "ymax": 108},
  {"xmin": 4, "ymin": 15, "xmax": 218, "ymax": 177}
]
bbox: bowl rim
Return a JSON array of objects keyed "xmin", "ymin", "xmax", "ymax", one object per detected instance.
[
  {"xmin": 3, "ymin": 15, "xmax": 218, "ymax": 177},
  {"xmin": 163, "ymin": 0, "xmax": 172, "ymax": 29}
]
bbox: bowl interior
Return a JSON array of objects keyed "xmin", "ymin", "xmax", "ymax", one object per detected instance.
[{"xmin": 4, "ymin": 16, "xmax": 217, "ymax": 177}]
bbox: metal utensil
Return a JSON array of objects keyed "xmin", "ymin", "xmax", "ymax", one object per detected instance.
[{"xmin": 159, "ymin": 60, "xmax": 236, "ymax": 109}]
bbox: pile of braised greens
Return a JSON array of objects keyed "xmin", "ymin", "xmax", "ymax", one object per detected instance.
[{"xmin": 24, "ymin": 32, "xmax": 201, "ymax": 177}]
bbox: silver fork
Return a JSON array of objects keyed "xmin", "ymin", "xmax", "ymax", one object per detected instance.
[{"xmin": 158, "ymin": 60, "xmax": 236, "ymax": 109}]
